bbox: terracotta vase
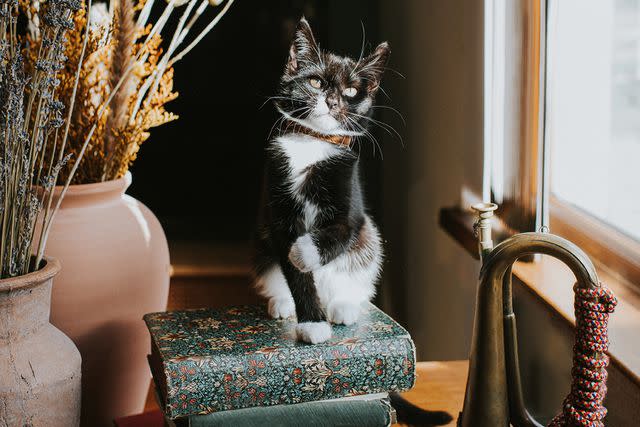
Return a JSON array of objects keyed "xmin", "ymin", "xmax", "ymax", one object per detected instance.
[
  {"xmin": 0, "ymin": 257, "xmax": 82, "ymax": 426},
  {"xmin": 45, "ymin": 173, "xmax": 170, "ymax": 427}
]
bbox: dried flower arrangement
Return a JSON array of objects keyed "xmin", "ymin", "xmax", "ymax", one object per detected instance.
[
  {"xmin": 0, "ymin": 0, "xmax": 90, "ymax": 278},
  {"xmin": 51, "ymin": 0, "xmax": 235, "ymax": 183},
  {"xmin": 0, "ymin": 0, "xmax": 232, "ymax": 278}
]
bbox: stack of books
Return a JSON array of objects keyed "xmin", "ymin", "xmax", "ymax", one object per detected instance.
[{"xmin": 144, "ymin": 303, "xmax": 416, "ymax": 426}]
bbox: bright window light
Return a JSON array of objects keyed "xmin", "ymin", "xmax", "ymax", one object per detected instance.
[{"xmin": 547, "ymin": 0, "xmax": 640, "ymax": 241}]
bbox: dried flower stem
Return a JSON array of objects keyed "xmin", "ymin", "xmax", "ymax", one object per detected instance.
[
  {"xmin": 34, "ymin": 1, "xmax": 94, "ymax": 268},
  {"xmin": 130, "ymin": 0, "xmax": 234, "ymax": 121},
  {"xmin": 129, "ymin": 0, "xmax": 196, "ymax": 123},
  {"xmin": 0, "ymin": 0, "xmax": 85, "ymax": 277},
  {"xmin": 136, "ymin": 0, "xmax": 154, "ymax": 27},
  {"xmin": 167, "ymin": 0, "xmax": 234, "ymax": 67},
  {"xmin": 104, "ymin": 0, "xmax": 135, "ymax": 160},
  {"xmin": 181, "ymin": 0, "xmax": 208, "ymax": 44}
]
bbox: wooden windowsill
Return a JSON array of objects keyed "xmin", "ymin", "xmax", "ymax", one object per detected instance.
[{"xmin": 439, "ymin": 206, "xmax": 640, "ymax": 387}]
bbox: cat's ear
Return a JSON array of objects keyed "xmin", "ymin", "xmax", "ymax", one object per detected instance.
[
  {"xmin": 359, "ymin": 42, "xmax": 391, "ymax": 93},
  {"xmin": 287, "ymin": 17, "xmax": 319, "ymax": 74}
]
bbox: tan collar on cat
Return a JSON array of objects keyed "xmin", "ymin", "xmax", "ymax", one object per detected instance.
[{"xmin": 284, "ymin": 120, "xmax": 352, "ymax": 148}]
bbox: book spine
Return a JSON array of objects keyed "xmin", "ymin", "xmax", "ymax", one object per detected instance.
[
  {"xmin": 148, "ymin": 335, "xmax": 169, "ymax": 411},
  {"xmin": 162, "ymin": 335, "xmax": 416, "ymax": 419},
  {"xmin": 188, "ymin": 398, "xmax": 395, "ymax": 427}
]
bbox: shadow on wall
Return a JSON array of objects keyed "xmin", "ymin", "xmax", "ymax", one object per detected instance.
[{"xmin": 377, "ymin": 0, "xmax": 483, "ymax": 360}]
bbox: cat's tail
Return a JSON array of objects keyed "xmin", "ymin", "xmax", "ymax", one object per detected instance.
[{"xmin": 390, "ymin": 393, "xmax": 453, "ymax": 426}]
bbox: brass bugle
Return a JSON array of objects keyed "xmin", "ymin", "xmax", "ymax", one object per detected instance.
[{"xmin": 458, "ymin": 203, "xmax": 600, "ymax": 427}]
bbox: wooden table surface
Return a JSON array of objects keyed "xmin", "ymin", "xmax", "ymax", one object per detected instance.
[{"xmin": 395, "ymin": 360, "xmax": 468, "ymax": 426}]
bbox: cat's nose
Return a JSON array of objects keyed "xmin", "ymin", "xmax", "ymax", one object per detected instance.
[{"xmin": 326, "ymin": 96, "xmax": 339, "ymax": 110}]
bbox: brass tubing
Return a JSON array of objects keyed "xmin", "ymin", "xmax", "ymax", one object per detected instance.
[
  {"xmin": 504, "ymin": 309, "xmax": 543, "ymax": 426},
  {"xmin": 502, "ymin": 266, "xmax": 543, "ymax": 426},
  {"xmin": 480, "ymin": 233, "xmax": 598, "ymax": 290}
]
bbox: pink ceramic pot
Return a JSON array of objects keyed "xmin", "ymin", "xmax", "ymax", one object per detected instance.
[
  {"xmin": 0, "ymin": 257, "xmax": 82, "ymax": 426},
  {"xmin": 45, "ymin": 173, "xmax": 170, "ymax": 426}
]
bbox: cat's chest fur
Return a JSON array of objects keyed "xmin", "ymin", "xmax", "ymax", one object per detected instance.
[
  {"xmin": 270, "ymin": 133, "xmax": 356, "ymax": 231},
  {"xmin": 277, "ymin": 133, "xmax": 342, "ymax": 177}
]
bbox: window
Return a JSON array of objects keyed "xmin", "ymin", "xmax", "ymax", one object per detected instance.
[
  {"xmin": 483, "ymin": 0, "xmax": 640, "ymax": 287},
  {"xmin": 472, "ymin": 0, "xmax": 640, "ymax": 396},
  {"xmin": 547, "ymin": 0, "xmax": 640, "ymax": 243}
]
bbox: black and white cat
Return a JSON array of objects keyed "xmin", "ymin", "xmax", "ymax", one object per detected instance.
[
  {"xmin": 254, "ymin": 17, "xmax": 388, "ymax": 344},
  {"xmin": 254, "ymin": 18, "xmax": 454, "ymax": 426}
]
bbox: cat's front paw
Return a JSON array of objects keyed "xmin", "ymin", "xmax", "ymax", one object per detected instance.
[
  {"xmin": 288, "ymin": 234, "xmax": 322, "ymax": 272},
  {"xmin": 268, "ymin": 297, "xmax": 296, "ymax": 319},
  {"xmin": 296, "ymin": 321, "xmax": 332, "ymax": 344},
  {"xmin": 327, "ymin": 301, "xmax": 361, "ymax": 325}
]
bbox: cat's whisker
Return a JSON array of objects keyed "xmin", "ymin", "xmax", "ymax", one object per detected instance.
[
  {"xmin": 348, "ymin": 112, "xmax": 403, "ymax": 146},
  {"xmin": 312, "ymin": 42, "xmax": 325, "ymax": 69},
  {"xmin": 377, "ymin": 85, "xmax": 392, "ymax": 102},
  {"xmin": 352, "ymin": 116, "xmax": 386, "ymax": 159},
  {"xmin": 350, "ymin": 21, "xmax": 367, "ymax": 80},
  {"xmin": 268, "ymin": 105, "xmax": 312, "ymax": 139},
  {"xmin": 269, "ymin": 105, "xmax": 314, "ymax": 138},
  {"xmin": 361, "ymin": 128, "xmax": 382, "ymax": 159},
  {"xmin": 364, "ymin": 129, "xmax": 384, "ymax": 160},
  {"xmin": 348, "ymin": 111, "xmax": 394, "ymax": 130},
  {"xmin": 260, "ymin": 96, "xmax": 306, "ymax": 110},
  {"xmin": 291, "ymin": 80, "xmax": 315, "ymax": 100},
  {"xmin": 267, "ymin": 115, "xmax": 287, "ymax": 140},
  {"xmin": 280, "ymin": 104, "xmax": 314, "ymax": 120},
  {"xmin": 381, "ymin": 66, "xmax": 405, "ymax": 79},
  {"xmin": 370, "ymin": 105, "xmax": 406, "ymax": 125},
  {"xmin": 346, "ymin": 116, "xmax": 383, "ymax": 160},
  {"xmin": 343, "ymin": 118, "xmax": 363, "ymax": 161},
  {"xmin": 354, "ymin": 62, "xmax": 386, "ymax": 76}
]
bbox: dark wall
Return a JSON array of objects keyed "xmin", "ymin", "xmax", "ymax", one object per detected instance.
[{"xmin": 128, "ymin": 1, "xmax": 393, "ymax": 243}]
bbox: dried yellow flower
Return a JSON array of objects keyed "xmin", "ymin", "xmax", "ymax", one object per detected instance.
[
  {"xmin": 40, "ymin": 1, "xmax": 179, "ymax": 184},
  {"xmin": 35, "ymin": 0, "xmax": 234, "ymax": 184}
]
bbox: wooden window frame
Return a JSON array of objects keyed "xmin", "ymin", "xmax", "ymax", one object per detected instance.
[
  {"xmin": 550, "ymin": 197, "xmax": 640, "ymax": 293},
  {"xmin": 481, "ymin": 0, "xmax": 546, "ymax": 234}
]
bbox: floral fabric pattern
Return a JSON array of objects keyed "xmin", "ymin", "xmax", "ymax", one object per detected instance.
[{"xmin": 144, "ymin": 303, "xmax": 416, "ymax": 419}]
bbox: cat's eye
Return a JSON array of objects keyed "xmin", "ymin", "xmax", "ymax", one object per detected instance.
[
  {"xmin": 309, "ymin": 78, "xmax": 322, "ymax": 89},
  {"xmin": 342, "ymin": 87, "xmax": 357, "ymax": 98}
]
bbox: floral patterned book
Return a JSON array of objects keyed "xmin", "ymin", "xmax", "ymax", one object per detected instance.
[{"xmin": 144, "ymin": 303, "xmax": 416, "ymax": 420}]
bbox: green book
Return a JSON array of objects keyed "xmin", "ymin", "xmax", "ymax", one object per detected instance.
[
  {"xmin": 164, "ymin": 396, "xmax": 395, "ymax": 427},
  {"xmin": 144, "ymin": 303, "xmax": 415, "ymax": 420}
]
